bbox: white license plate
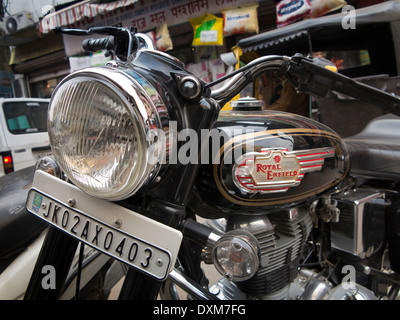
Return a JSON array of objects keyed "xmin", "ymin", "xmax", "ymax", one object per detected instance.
[{"xmin": 26, "ymin": 171, "xmax": 183, "ymax": 280}]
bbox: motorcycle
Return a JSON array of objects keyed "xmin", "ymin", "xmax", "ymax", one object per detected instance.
[{"xmin": 20, "ymin": 26, "xmax": 400, "ymax": 300}]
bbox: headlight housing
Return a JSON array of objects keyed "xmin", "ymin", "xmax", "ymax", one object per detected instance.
[
  {"xmin": 48, "ymin": 66, "xmax": 166, "ymax": 200},
  {"xmin": 212, "ymin": 230, "xmax": 260, "ymax": 282}
]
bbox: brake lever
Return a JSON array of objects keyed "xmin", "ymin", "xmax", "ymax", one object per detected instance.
[
  {"xmin": 281, "ymin": 55, "xmax": 335, "ymax": 98},
  {"xmin": 54, "ymin": 26, "xmax": 136, "ymax": 36},
  {"xmin": 53, "ymin": 26, "xmax": 89, "ymax": 35},
  {"xmin": 87, "ymin": 26, "xmax": 125, "ymax": 35},
  {"xmin": 286, "ymin": 54, "xmax": 400, "ymax": 116}
]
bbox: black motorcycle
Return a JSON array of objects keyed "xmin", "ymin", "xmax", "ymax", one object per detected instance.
[{"xmin": 20, "ymin": 26, "xmax": 400, "ymax": 300}]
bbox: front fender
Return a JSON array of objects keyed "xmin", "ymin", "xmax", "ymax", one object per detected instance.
[{"xmin": 0, "ymin": 166, "xmax": 46, "ymax": 262}]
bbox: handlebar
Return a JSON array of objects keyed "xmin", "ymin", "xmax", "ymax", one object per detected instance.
[
  {"xmin": 208, "ymin": 54, "xmax": 400, "ymax": 116},
  {"xmin": 208, "ymin": 55, "xmax": 284, "ymax": 106},
  {"xmin": 54, "ymin": 26, "xmax": 156, "ymax": 61}
]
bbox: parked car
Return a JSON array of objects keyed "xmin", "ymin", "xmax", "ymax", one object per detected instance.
[{"xmin": 0, "ymin": 98, "xmax": 51, "ymax": 176}]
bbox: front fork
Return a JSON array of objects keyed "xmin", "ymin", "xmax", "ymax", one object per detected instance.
[
  {"xmin": 24, "ymin": 97, "xmax": 220, "ymax": 300},
  {"xmin": 24, "ymin": 227, "xmax": 78, "ymax": 299}
]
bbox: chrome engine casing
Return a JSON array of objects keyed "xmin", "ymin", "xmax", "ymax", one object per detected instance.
[
  {"xmin": 204, "ymin": 202, "xmax": 379, "ymax": 300},
  {"xmin": 330, "ymin": 188, "xmax": 387, "ymax": 258},
  {"xmin": 209, "ymin": 267, "xmax": 377, "ymax": 300}
]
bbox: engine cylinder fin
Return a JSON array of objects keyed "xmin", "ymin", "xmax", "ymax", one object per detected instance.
[{"xmin": 232, "ymin": 208, "xmax": 313, "ymax": 296}]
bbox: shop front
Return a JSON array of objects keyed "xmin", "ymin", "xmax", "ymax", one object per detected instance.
[
  {"xmin": 8, "ymin": 0, "xmax": 278, "ymax": 99},
  {"xmin": 9, "ymin": 32, "xmax": 69, "ymax": 98},
  {"xmin": 37, "ymin": 0, "xmax": 276, "ymax": 91}
]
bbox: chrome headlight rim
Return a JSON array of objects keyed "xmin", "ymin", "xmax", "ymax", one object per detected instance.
[{"xmin": 48, "ymin": 66, "xmax": 165, "ymax": 201}]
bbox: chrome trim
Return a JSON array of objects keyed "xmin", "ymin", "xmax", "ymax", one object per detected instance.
[
  {"xmin": 207, "ymin": 231, "xmax": 222, "ymax": 247},
  {"xmin": 331, "ymin": 189, "xmax": 386, "ymax": 258},
  {"xmin": 136, "ymin": 49, "xmax": 186, "ymax": 69},
  {"xmin": 135, "ymin": 33, "xmax": 157, "ymax": 50},
  {"xmin": 210, "ymin": 56, "xmax": 285, "ymax": 103},
  {"xmin": 168, "ymin": 269, "xmax": 219, "ymax": 300},
  {"xmin": 210, "ymin": 73, "xmax": 244, "ymax": 101}
]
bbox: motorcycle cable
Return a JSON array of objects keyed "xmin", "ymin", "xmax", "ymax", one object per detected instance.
[
  {"xmin": 205, "ymin": 55, "xmax": 285, "ymax": 90},
  {"xmin": 75, "ymin": 242, "xmax": 85, "ymax": 300}
]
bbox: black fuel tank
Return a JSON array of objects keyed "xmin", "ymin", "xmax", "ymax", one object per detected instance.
[{"xmin": 189, "ymin": 110, "xmax": 349, "ymax": 218}]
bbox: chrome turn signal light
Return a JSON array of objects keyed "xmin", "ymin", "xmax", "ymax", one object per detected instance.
[
  {"xmin": 212, "ymin": 230, "xmax": 260, "ymax": 282},
  {"xmin": 34, "ymin": 156, "xmax": 64, "ymax": 179}
]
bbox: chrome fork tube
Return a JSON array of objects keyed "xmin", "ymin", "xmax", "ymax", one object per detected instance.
[{"xmin": 168, "ymin": 269, "xmax": 218, "ymax": 300}]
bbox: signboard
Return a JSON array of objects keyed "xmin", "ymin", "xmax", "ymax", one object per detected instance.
[
  {"xmin": 58, "ymin": 0, "xmax": 254, "ymax": 56},
  {"xmin": 64, "ymin": 0, "xmax": 253, "ymax": 32}
]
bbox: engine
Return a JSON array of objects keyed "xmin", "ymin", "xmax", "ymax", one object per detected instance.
[
  {"xmin": 203, "ymin": 201, "xmax": 379, "ymax": 300},
  {"xmin": 187, "ymin": 105, "xmax": 382, "ymax": 299},
  {"xmin": 204, "ymin": 207, "xmax": 313, "ymax": 299}
]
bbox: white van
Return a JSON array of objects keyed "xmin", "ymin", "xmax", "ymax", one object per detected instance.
[{"xmin": 0, "ymin": 98, "xmax": 51, "ymax": 176}]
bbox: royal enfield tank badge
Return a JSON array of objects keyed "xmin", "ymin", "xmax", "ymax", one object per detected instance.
[
  {"xmin": 251, "ymin": 150, "xmax": 300, "ymax": 187},
  {"xmin": 233, "ymin": 147, "xmax": 335, "ymax": 194}
]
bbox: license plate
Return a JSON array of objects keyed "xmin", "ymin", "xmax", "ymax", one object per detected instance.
[{"xmin": 26, "ymin": 171, "xmax": 183, "ymax": 280}]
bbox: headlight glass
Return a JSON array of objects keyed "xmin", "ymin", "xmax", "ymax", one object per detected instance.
[{"xmin": 48, "ymin": 69, "xmax": 163, "ymax": 200}]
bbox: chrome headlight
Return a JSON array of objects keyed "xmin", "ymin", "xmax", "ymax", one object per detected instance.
[{"xmin": 48, "ymin": 67, "xmax": 166, "ymax": 200}]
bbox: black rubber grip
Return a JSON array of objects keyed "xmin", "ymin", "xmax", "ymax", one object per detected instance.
[{"xmin": 82, "ymin": 37, "xmax": 111, "ymax": 52}]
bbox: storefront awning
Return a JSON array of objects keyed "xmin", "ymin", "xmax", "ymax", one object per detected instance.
[
  {"xmin": 9, "ymin": 33, "xmax": 65, "ymax": 65},
  {"xmin": 240, "ymin": 30, "xmax": 309, "ymax": 53},
  {"xmin": 237, "ymin": 1, "xmax": 400, "ymax": 53},
  {"xmin": 39, "ymin": 0, "xmax": 138, "ymax": 34}
]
